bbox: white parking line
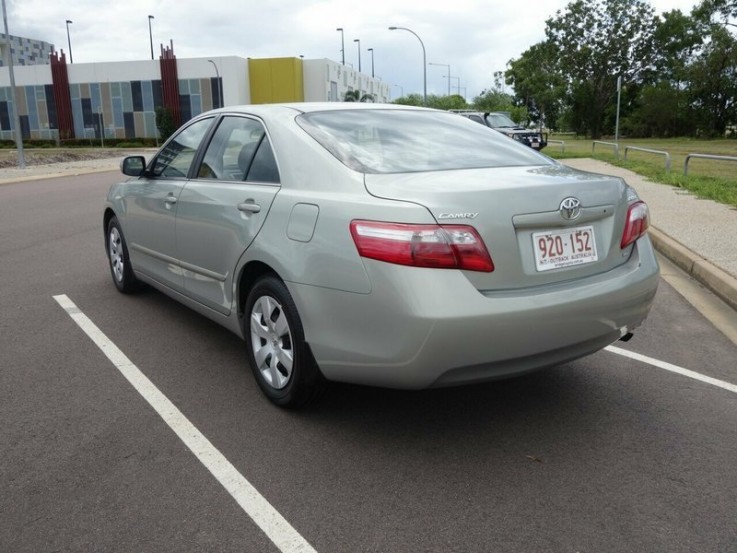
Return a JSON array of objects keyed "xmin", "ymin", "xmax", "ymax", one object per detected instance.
[
  {"xmin": 606, "ymin": 345, "xmax": 737, "ymax": 394},
  {"xmin": 53, "ymin": 294, "xmax": 318, "ymax": 553}
]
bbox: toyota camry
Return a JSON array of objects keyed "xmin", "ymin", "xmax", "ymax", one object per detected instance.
[{"xmin": 104, "ymin": 103, "xmax": 659, "ymax": 407}]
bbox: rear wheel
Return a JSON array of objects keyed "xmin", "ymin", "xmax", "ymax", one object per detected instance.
[
  {"xmin": 244, "ymin": 276, "xmax": 324, "ymax": 407},
  {"xmin": 107, "ymin": 216, "xmax": 140, "ymax": 293}
]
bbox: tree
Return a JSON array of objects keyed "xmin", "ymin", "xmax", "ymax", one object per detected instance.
[
  {"xmin": 506, "ymin": 42, "xmax": 567, "ymax": 130},
  {"xmin": 544, "ymin": 0, "xmax": 659, "ymax": 137},
  {"xmin": 343, "ymin": 90, "xmax": 375, "ymax": 102},
  {"xmin": 393, "ymin": 94, "xmax": 468, "ymax": 110},
  {"xmin": 155, "ymin": 107, "xmax": 177, "ymax": 142},
  {"xmin": 686, "ymin": 25, "xmax": 737, "ymax": 136},
  {"xmin": 620, "ymin": 82, "xmax": 697, "ymax": 137},
  {"xmin": 693, "ymin": 0, "xmax": 737, "ymax": 25}
]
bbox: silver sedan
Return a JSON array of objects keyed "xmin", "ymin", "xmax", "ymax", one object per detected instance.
[{"xmin": 104, "ymin": 103, "xmax": 659, "ymax": 407}]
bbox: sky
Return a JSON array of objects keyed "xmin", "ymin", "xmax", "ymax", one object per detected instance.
[{"xmin": 6, "ymin": 0, "xmax": 699, "ymax": 101}]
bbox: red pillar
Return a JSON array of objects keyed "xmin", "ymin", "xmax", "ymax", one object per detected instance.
[
  {"xmin": 159, "ymin": 41, "xmax": 181, "ymax": 126},
  {"xmin": 50, "ymin": 51, "xmax": 74, "ymax": 139}
]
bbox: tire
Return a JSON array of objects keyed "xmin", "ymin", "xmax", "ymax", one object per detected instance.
[
  {"xmin": 244, "ymin": 276, "xmax": 324, "ymax": 408},
  {"xmin": 106, "ymin": 216, "xmax": 140, "ymax": 294}
]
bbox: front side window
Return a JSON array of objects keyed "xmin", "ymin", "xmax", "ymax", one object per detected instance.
[
  {"xmin": 151, "ymin": 117, "xmax": 213, "ymax": 178},
  {"xmin": 197, "ymin": 116, "xmax": 279, "ymax": 183},
  {"xmin": 297, "ymin": 109, "xmax": 551, "ymax": 174}
]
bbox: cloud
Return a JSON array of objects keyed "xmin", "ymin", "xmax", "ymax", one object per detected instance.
[{"xmin": 7, "ymin": 0, "xmax": 698, "ymax": 101}]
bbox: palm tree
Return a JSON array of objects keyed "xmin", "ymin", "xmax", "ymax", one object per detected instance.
[
  {"xmin": 343, "ymin": 90, "xmax": 375, "ymax": 102},
  {"xmin": 343, "ymin": 90, "xmax": 360, "ymax": 102}
]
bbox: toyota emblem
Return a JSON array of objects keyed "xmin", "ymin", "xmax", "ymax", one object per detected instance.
[{"xmin": 559, "ymin": 197, "xmax": 582, "ymax": 220}]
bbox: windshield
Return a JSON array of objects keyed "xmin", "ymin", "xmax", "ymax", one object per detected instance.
[
  {"xmin": 485, "ymin": 113, "xmax": 518, "ymax": 128},
  {"xmin": 296, "ymin": 110, "xmax": 550, "ymax": 174}
]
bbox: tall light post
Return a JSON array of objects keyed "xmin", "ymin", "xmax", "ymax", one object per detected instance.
[
  {"xmin": 65, "ymin": 19, "xmax": 73, "ymax": 63},
  {"xmin": 208, "ymin": 59, "xmax": 223, "ymax": 108},
  {"xmin": 428, "ymin": 62, "xmax": 450, "ymax": 95},
  {"xmin": 394, "ymin": 84, "xmax": 403, "ymax": 98},
  {"xmin": 2, "ymin": 0, "xmax": 24, "ymax": 167},
  {"xmin": 148, "ymin": 15, "xmax": 154, "ymax": 60},
  {"xmin": 353, "ymin": 38, "xmax": 361, "ymax": 72},
  {"xmin": 388, "ymin": 26, "xmax": 426, "ymax": 105},
  {"xmin": 336, "ymin": 27, "xmax": 345, "ymax": 65},
  {"xmin": 367, "ymin": 47, "xmax": 374, "ymax": 78},
  {"xmin": 444, "ymin": 75, "xmax": 460, "ymax": 94}
]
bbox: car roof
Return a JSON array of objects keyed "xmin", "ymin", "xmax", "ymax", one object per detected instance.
[{"xmin": 210, "ymin": 102, "xmax": 436, "ymax": 117}]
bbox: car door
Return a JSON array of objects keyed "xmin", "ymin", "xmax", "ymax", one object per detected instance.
[
  {"xmin": 122, "ymin": 116, "xmax": 214, "ymax": 291},
  {"xmin": 174, "ymin": 115, "xmax": 280, "ymax": 315}
]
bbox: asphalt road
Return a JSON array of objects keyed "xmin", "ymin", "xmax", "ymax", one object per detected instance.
[{"xmin": 2, "ymin": 172, "xmax": 737, "ymax": 553}]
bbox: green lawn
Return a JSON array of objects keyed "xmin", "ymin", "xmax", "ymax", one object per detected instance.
[{"xmin": 545, "ymin": 136, "xmax": 737, "ymax": 206}]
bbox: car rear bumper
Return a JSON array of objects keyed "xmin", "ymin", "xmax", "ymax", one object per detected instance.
[{"xmin": 289, "ymin": 236, "xmax": 659, "ymax": 389}]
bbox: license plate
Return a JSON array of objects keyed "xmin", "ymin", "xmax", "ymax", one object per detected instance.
[{"xmin": 533, "ymin": 226, "xmax": 598, "ymax": 272}]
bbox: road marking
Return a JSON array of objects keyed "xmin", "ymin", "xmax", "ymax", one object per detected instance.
[
  {"xmin": 606, "ymin": 345, "xmax": 737, "ymax": 394},
  {"xmin": 53, "ymin": 294, "xmax": 318, "ymax": 553}
]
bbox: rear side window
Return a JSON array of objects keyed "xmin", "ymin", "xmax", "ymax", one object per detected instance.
[
  {"xmin": 197, "ymin": 116, "xmax": 280, "ymax": 183},
  {"xmin": 297, "ymin": 110, "xmax": 550, "ymax": 174}
]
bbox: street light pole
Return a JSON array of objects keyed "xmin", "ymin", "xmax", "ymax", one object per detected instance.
[
  {"xmin": 2, "ymin": 0, "xmax": 24, "ymax": 168},
  {"xmin": 444, "ymin": 75, "xmax": 460, "ymax": 94},
  {"xmin": 66, "ymin": 19, "xmax": 73, "ymax": 63},
  {"xmin": 336, "ymin": 28, "xmax": 345, "ymax": 65},
  {"xmin": 429, "ymin": 62, "xmax": 450, "ymax": 95},
  {"xmin": 208, "ymin": 59, "xmax": 223, "ymax": 108},
  {"xmin": 394, "ymin": 84, "xmax": 403, "ymax": 98},
  {"xmin": 148, "ymin": 15, "xmax": 154, "ymax": 60},
  {"xmin": 388, "ymin": 26, "xmax": 426, "ymax": 105},
  {"xmin": 367, "ymin": 47, "xmax": 374, "ymax": 78},
  {"xmin": 353, "ymin": 38, "xmax": 361, "ymax": 72}
]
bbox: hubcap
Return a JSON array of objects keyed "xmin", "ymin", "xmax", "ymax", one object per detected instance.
[
  {"xmin": 109, "ymin": 227, "xmax": 125, "ymax": 283},
  {"xmin": 250, "ymin": 295, "xmax": 294, "ymax": 390}
]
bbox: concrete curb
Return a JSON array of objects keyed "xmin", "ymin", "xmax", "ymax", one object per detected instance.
[{"xmin": 650, "ymin": 226, "xmax": 737, "ymax": 312}]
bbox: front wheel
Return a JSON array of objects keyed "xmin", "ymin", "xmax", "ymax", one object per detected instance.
[
  {"xmin": 106, "ymin": 216, "xmax": 140, "ymax": 294},
  {"xmin": 244, "ymin": 276, "xmax": 324, "ymax": 408}
]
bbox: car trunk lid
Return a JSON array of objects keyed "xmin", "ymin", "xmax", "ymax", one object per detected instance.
[{"xmin": 363, "ymin": 164, "xmax": 634, "ymax": 291}]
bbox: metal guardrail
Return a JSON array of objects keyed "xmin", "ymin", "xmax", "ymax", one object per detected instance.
[
  {"xmin": 592, "ymin": 141, "xmax": 619, "ymax": 158},
  {"xmin": 547, "ymin": 140, "xmax": 566, "ymax": 153},
  {"xmin": 684, "ymin": 153, "xmax": 737, "ymax": 176},
  {"xmin": 624, "ymin": 146, "xmax": 672, "ymax": 172}
]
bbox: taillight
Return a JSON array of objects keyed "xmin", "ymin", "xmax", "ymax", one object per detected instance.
[
  {"xmin": 350, "ymin": 220, "xmax": 494, "ymax": 272},
  {"xmin": 620, "ymin": 201, "xmax": 650, "ymax": 249}
]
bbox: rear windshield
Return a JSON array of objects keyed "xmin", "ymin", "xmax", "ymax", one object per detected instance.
[{"xmin": 296, "ymin": 109, "xmax": 551, "ymax": 174}]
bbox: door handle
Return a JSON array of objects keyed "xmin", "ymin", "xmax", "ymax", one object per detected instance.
[
  {"xmin": 237, "ymin": 201, "xmax": 261, "ymax": 213},
  {"xmin": 164, "ymin": 195, "xmax": 177, "ymax": 205}
]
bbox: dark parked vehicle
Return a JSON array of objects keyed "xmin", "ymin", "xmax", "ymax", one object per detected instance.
[{"xmin": 453, "ymin": 110, "xmax": 548, "ymax": 150}]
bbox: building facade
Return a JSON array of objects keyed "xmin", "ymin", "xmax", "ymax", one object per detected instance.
[
  {"xmin": 0, "ymin": 40, "xmax": 390, "ymax": 141},
  {"xmin": 0, "ymin": 33, "xmax": 54, "ymax": 67}
]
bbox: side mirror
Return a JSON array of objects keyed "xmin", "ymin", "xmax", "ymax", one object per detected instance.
[{"xmin": 120, "ymin": 156, "xmax": 147, "ymax": 177}]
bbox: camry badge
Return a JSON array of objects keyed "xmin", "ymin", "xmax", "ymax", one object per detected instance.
[
  {"xmin": 438, "ymin": 212, "xmax": 479, "ymax": 220},
  {"xmin": 559, "ymin": 197, "xmax": 581, "ymax": 220}
]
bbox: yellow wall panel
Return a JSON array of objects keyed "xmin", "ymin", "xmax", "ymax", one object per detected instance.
[{"xmin": 249, "ymin": 58, "xmax": 304, "ymax": 104}]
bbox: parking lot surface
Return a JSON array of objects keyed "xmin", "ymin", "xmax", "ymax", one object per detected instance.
[{"xmin": 2, "ymin": 171, "xmax": 736, "ymax": 552}]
